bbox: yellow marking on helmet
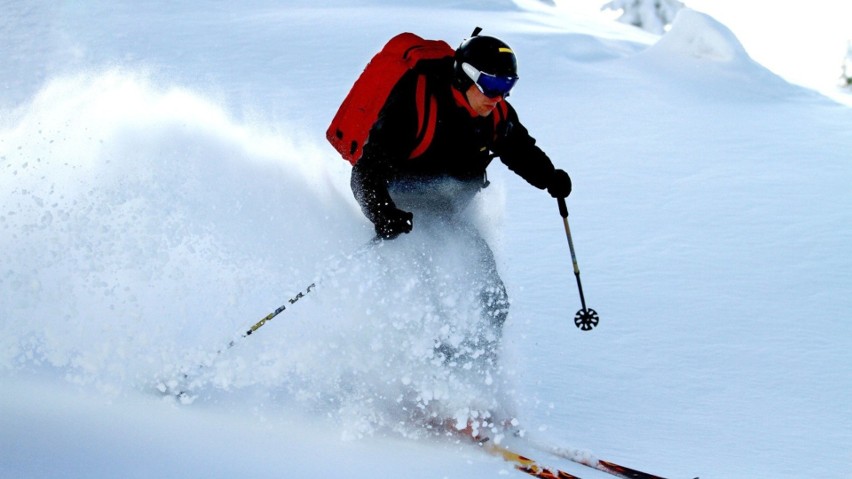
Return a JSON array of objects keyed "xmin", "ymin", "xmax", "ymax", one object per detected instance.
[{"xmin": 498, "ymin": 47, "xmax": 514, "ymax": 54}]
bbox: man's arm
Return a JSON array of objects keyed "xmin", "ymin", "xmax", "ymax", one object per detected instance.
[
  {"xmin": 496, "ymin": 103, "xmax": 571, "ymax": 198},
  {"xmin": 350, "ymin": 71, "xmax": 421, "ymax": 237},
  {"xmin": 350, "ymin": 150, "xmax": 397, "ymax": 225}
]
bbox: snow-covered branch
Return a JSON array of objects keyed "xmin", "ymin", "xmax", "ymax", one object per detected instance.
[{"xmin": 602, "ymin": 0, "xmax": 685, "ymax": 34}]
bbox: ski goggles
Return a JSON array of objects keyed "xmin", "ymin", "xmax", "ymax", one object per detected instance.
[{"xmin": 461, "ymin": 62, "xmax": 519, "ymax": 99}]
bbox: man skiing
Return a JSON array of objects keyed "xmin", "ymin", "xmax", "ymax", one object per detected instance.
[
  {"xmin": 348, "ymin": 29, "xmax": 572, "ymax": 352},
  {"xmin": 351, "ymin": 30, "xmax": 571, "ymax": 237}
]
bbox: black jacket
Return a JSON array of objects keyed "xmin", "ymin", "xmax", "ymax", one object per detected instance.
[{"xmin": 351, "ymin": 57, "xmax": 556, "ymax": 224}]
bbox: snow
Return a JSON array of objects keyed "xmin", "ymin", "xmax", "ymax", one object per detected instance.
[
  {"xmin": 682, "ymin": 0, "xmax": 852, "ymax": 107},
  {"xmin": 2, "ymin": 2, "xmax": 851, "ymax": 479}
]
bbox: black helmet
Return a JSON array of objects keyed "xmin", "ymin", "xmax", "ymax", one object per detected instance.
[{"xmin": 454, "ymin": 29, "xmax": 519, "ymax": 96}]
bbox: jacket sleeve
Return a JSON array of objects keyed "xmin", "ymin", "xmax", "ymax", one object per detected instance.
[
  {"xmin": 350, "ymin": 71, "xmax": 420, "ymax": 223},
  {"xmin": 494, "ymin": 103, "xmax": 557, "ymax": 190}
]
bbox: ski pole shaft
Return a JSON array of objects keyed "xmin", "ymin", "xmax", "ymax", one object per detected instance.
[
  {"xmin": 557, "ymin": 197, "xmax": 600, "ymax": 330},
  {"xmin": 243, "ymin": 281, "xmax": 315, "ymax": 338},
  {"xmin": 160, "ymin": 238, "xmax": 378, "ymax": 397},
  {"xmin": 241, "ymin": 236, "xmax": 379, "ymax": 338},
  {"xmin": 558, "ymin": 197, "xmax": 587, "ymax": 310},
  {"xmin": 206, "ymin": 281, "xmax": 318, "ymax": 367}
]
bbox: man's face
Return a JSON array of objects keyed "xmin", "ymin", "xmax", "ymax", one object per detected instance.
[{"xmin": 465, "ymin": 84, "xmax": 503, "ymax": 117}]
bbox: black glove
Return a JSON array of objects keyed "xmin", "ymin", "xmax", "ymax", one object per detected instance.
[
  {"xmin": 547, "ymin": 169, "xmax": 572, "ymax": 199},
  {"xmin": 374, "ymin": 208, "xmax": 413, "ymax": 240}
]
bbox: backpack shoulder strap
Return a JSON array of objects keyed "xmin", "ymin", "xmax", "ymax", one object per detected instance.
[
  {"xmin": 493, "ymin": 100, "xmax": 509, "ymax": 137},
  {"xmin": 408, "ymin": 74, "xmax": 438, "ymax": 159}
]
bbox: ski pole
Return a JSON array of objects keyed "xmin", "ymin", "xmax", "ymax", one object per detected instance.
[
  {"xmin": 557, "ymin": 197, "xmax": 600, "ymax": 331},
  {"xmin": 157, "ymin": 237, "xmax": 379, "ymax": 399},
  {"xmin": 238, "ymin": 237, "xmax": 380, "ymax": 337}
]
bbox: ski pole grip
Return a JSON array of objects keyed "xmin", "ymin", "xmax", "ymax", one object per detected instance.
[{"xmin": 557, "ymin": 197, "xmax": 568, "ymax": 218}]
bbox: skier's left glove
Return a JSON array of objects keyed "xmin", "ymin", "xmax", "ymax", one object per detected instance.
[
  {"xmin": 374, "ymin": 207, "xmax": 413, "ymax": 240},
  {"xmin": 547, "ymin": 169, "xmax": 572, "ymax": 198}
]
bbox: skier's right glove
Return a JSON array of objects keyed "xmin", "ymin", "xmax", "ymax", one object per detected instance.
[{"xmin": 374, "ymin": 207, "xmax": 413, "ymax": 240}]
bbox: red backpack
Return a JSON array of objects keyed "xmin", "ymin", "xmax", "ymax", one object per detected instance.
[{"xmin": 326, "ymin": 33, "xmax": 455, "ymax": 165}]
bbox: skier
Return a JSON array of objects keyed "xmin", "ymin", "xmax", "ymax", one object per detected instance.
[{"xmin": 349, "ymin": 30, "xmax": 572, "ymax": 363}]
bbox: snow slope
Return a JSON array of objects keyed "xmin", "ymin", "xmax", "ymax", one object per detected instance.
[{"xmin": 2, "ymin": 2, "xmax": 851, "ymax": 478}]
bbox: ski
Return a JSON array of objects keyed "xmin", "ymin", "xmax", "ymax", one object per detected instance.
[
  {"xmin": 529, "ymin": 440, "xmax": 697, "ymax": 479},
  {"xmin": 480, "ymin": 440, "xmax": 584, "ymax": 479},
  {"xmin": 450, "ymin": 422, "xmax": 691, "ymax": 479},
  {"xmin": 596, "ymin": 459, "xmax": 671, "ymax": 479},
  {"xmin": 442, "ymin": 418, "xmax": 684, "ymax": 479},
  {"xmin": 439, "ymin": 422, "xmax": 583, "ymax": 479}
]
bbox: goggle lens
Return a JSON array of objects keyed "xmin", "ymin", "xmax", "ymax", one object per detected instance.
[
  {"xmin": 462, "ymin": 62, "xmax": 518, "ymax": 99},
  {"xmin": 476, "ymin": 72, "xmax": 518, "ymax": 98}
]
